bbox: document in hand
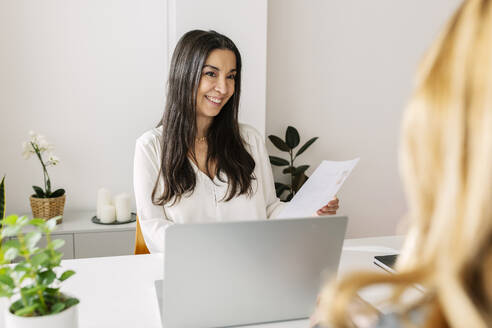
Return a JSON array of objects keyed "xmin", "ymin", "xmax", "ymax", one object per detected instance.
[{"xmin": 277, "ymin": 158, "xmax": 359, "ymax": 218}]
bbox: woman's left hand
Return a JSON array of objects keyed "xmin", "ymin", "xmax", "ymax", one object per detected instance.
[{"xmin": 316, "ymin": 197, "xmax": 339, "ymax": 216}]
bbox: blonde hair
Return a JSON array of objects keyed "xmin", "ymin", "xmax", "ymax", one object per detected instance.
[{"xmin": 318, "ymin": 0, "xmax": 492, "ymax": 327}]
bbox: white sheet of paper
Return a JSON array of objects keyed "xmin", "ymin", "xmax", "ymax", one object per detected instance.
[{"xmin": 277, "ymin": 158, "xmax": 359, "ymax": 218}]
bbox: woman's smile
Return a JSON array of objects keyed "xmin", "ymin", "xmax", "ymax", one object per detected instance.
[{"xmin": 205, "ymin": 95, "xmax": 223, "ymax": 105}]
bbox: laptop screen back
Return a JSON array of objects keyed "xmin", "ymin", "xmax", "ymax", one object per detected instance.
[{"xmin": 161, "ymin": 216, "xmax": 347, "ymax": 328}]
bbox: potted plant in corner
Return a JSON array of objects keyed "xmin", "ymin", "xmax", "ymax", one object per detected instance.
[
  {"xmin": 22, "ymin": 131, "xmax": 65, "ymax": 224},
  {"xmin": 268, "ymin": 126, "xmax": 318, "ymax": 201},
  {"xmin": 0, "ymin": 176, "xmax": 79, "ymax": 327}
]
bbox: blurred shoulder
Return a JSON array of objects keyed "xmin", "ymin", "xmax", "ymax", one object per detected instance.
[
  {"xmin": 239, "ymin": 123, "xmax": 264, "ymax": 145},
  {"xmin": 136, "ymin": 126, "xmax": 163, "ymax": 147}
]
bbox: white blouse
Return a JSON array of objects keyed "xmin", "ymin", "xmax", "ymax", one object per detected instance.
[{"xmin": 133, "ymin": 124, "xmax": 285, "ymax": 253}]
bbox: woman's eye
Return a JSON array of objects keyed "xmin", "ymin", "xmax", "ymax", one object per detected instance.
[
  {"xmin": 227, "ymin": 74, "xmax": 236, "ymax": 80},
  {"xmin": 204, "ymin": 71, "xmax": 216, "ymax": 77}
]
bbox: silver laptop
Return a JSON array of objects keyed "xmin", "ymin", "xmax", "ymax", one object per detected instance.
[{"xmin": 155, "ymin": 216, "xmax": 347, "ymax": 328}]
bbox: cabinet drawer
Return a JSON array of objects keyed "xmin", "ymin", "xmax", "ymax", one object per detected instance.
[
  {"xmin": 74, "ymin": 230, "xmax": 134, "ymax": 258},
  {"xmin": 9, "ymin": 233, "xmax": 74, "ymax": 260}
]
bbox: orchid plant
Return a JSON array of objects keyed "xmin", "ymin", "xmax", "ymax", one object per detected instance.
[{"xmin": 22, "ymin": 131, "xmax": 65, "ymax": 199}]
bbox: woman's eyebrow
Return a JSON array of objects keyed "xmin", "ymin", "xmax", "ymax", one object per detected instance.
[{"xmin": 203, "ymin": 64, "xmax": 237, "ymax": 73}]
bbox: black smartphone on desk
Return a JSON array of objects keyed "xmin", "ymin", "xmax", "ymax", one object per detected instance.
[{"xmin": 374, "ymin": 254, "xmax": 398, "ymax": 273}]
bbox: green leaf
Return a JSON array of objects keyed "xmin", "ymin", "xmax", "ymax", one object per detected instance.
[
  {"xmin": 59, "ymin": 270, "xmax": 76, "ymax": 281},
  {"xmin": 268, "ymin": 135, "xmax": 290, "ymax": 151},
  {"xmin": 51, "ymin": 302, "xmax": 65, "ymax": 314},
  {"xmin": 21, "ymin": 285, "xmax": 41, "ymax": 296},
  {"xmin": 31, "ymin": 252, "xmax": 49, "ymax": 267},
  {"xmin": 274, "ymin": 183, "xmax": 290, "ymax": 198},
  {"xmin": 64, "ymin": 297, "xmax": 80, "ymax": 308},
  {"xmin": 0, "ymin": 286, "xmax": 13, "ymax": 297},
  {"xmin": 49, "ymin": 239, "xmax": 65, "ymax": 250},
  {"xmin": 14, "ymin": 304, "xmax": 38, "ymax": 317},
  {"xmin": 4, "ymin": 247, "xmax": 19, "ymax": 261},
  {"xmin": 32, "ymin": 185, "xmax": 45, "ymax": 198},
  {"xmin": 49, "ymin": 252, "xmax": 63, "ymax": 267},
  {"xmin": 10, "ymin": 300, "xmax": 24, "ymax": 313},
  {"xmin": 0, "ymin": 274, "xmax": 15, "ymax": 289},
  {"xmin": 269, "ymin": 156, "xmax": 289, "ymax": 167},
  {"xmin": 29, "ymin": 218, "xmax": 46, "ymax": 227},
  {"xmin": 1, "ymin": 225, "xmax": 21, "ymax": 238},
  {"xmin": 295, "ymin": 165, "xmax": 309, "ymax": 175},
  {"xmin": 14, "ymin": 263, "xmax": 29, "ymax": 272},
  {"xmin": 46, "ymin": 217, "xmax": 58, "ymax": 232},
  {"xmin": 282, "ymin": 166, "xmax": 296, "ymax": 174},
  {"xmin": 293, "ymin": 173, "xmax": 308, "ymax": 192},
  {"xmin": 295, "ymin": 137, "xmax": 318, "ymax": 158},
  {"xmin": 3, "ymin": 238, "xmax": 20, "ymax": 248},
  {"xmin": 16, "ymin": 216, "xmax": 29, "ymax": 228},
  {"xmin": 274, "ymin": 182, "xmax": 289, "ymax": 192},
  {"xmin": 4, "ymin": 214, "xmax": 18, "ymax": 226},
  {"xmin": 45, "ymin": 287, "xmax": 60, "ymax": 295},
  {"xmin": 25, "ymin": 231, "xmax": 42, "ymax": 250},
  {"xmin": 50, "ymin": 189, "xmax": 65, "ymax": 198},
  {"xmin": 39, "ymin": 269, "xmax": 56, "ymax": 285},
  {"xmin": 285, "ymin": 126, "xmax": 300, "ymax": 148},
  {"xmin": 0, "ymin": 175, "xmax": 5, "ymax": 220}
]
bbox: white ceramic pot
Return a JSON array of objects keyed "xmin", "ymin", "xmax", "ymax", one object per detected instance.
[{"xmin": 4, "ymin": 302, "xmax": 78, "ymax": 328}]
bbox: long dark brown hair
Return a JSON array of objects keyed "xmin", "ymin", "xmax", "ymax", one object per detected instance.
[{"xmin": 152, "ymin": 30, "xmax": 255, "ymax": 206}]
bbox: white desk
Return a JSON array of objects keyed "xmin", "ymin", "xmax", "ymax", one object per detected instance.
[{"xmin": 0, "ymin": 235, "xmax": 404, "ymax": 328}]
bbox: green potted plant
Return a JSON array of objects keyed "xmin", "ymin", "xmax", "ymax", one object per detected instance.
[
  {"xmin": 268, "ymin": 126, "xmax": 318, "ymax": 201},
  {"xmin": 0, "ymin": 176, "xmax": 79, "ymax": 328},
  {"xmin": 22, "ymin": 131, "xmax": 65, "ymax": 224}
]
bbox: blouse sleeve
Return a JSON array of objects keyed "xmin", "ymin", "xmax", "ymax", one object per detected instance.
[
  {"xmin": 253, "ymin": 130, "xmax": 287, "ymax": 219},
  {"xmin": 133, "ymin": 136, "xmax": 174, "ymax": 253}
]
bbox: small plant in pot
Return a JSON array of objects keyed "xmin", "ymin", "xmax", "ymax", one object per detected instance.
[
  {"xmin": 1, "ymin": 176, "xmax": 79, "ymax": 327},
  {"xmin": 268, "ymin": 126, "xmax": 318, "ymax": 201},
  {"xmin": 22, "ymin": 131, "xmax": 65, "ymax": 224}
]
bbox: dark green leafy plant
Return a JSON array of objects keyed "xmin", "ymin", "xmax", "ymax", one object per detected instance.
[
  {"xmin": 0, "ymin": 214, "xmax": 79, "ymax": 317},
  {"xmin": 1, "ymin": 175, "xmax": 5, "ymax": 221},
  {"xmin": 269, "ymin": 126, "xmax": 318, "ymax": 201}
]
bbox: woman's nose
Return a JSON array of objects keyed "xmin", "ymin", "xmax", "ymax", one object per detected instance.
[{"xmin": 214, "ymin": 76, "xmax": 228, "ymax": 94}]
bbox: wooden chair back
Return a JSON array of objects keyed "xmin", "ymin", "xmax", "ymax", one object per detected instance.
[{"xmin": 134, "ymin": 215, "xmax": 150, "ymax": 255}]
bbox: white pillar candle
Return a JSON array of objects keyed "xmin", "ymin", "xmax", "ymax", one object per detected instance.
[
  {"xmin": 114, "ymin": 193, "xmax": 131, "ymax": 222},
  {"xmin": 97, "ymin": 188, "xmax": 112, "ymax": 219},
  {"xmin": 99, "ymin": 204, "xmax": 116, "ymax": 223}
]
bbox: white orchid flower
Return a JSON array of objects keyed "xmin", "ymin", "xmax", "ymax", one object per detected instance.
[
  {"xmin": 21, "ymin": 141, "xmax": 36, "ymax": 159},
  {"xmin": 45, "ymin": 154, "xmax": 60, "ymax": 167},
  {"xmin": 26, "ymin": 131, "xmax": 53, "ymax": 154},
  {"xmin": 35, "ymin": 135, "xmax": 52, "ymax": 153}
]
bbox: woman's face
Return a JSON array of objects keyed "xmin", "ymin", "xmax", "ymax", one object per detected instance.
[{"xmin": 195, "ymin": 49, "xmax": 237, "ymax": 120}]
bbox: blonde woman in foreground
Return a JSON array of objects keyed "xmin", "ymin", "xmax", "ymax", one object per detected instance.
[{"xmin": 313, "ymin": 0, "xmax": 492, "ymax": 327}]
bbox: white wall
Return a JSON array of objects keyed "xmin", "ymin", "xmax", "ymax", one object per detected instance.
[
  {"xmin": 0, "ymin": 0, "xmax": 267, "ymax": 215},
  {"xmin": 0, "ymin": 0, "xmax": 167, "ymax": 214},
  {"xmin": 267, "ymin": 0, "xmax": 462, "ymax": 237},
  {"xmin": 172, "ymin": 0, "xmax": 267, "ymax": 135}
]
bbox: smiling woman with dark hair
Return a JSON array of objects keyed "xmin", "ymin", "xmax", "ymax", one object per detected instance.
[{"xmin": 133, "ymin": 30, "xmax": 339, "ymax": 253}]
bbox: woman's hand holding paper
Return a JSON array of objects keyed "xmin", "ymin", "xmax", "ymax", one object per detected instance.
[{"xmin": 316, "ymin": 196, "xmax": 339, "ymax": 216}]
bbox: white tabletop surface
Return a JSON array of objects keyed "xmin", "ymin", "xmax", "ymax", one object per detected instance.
[{"xmin": 0, "ymin": 235, "xmax": 404, "ymax": 327}]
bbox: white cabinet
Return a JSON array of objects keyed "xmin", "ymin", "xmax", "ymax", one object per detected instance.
[
  {"xmin": 18, "ymin": 211, "xmax": 136, "ymax": 259},
  {"xmin": 44, "ymin": 233, "xmax": 75, "ymax": 259},
  {"xmin": 74, "ymin": 230, "xmax": 134, "ymax": 258},
  {"xmin": 8, "ymin": 233, "xmax": 74, "ymax": 262}
]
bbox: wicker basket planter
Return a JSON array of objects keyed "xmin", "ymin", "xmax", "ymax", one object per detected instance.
[{"xmin": 29, "ymin": 194, "xmax": 65, "ymax": 224}]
